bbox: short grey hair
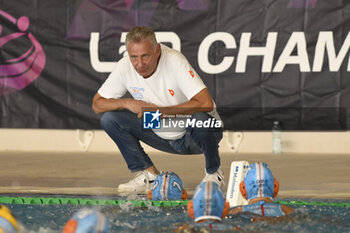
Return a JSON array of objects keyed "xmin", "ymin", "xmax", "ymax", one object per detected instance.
[{"xmin": 125, "ymin": 26, "xmax": 158, "ymax": 50}]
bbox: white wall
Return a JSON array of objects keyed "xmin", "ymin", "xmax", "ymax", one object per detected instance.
[{"xmin": 1, "ymin": 129, "xmax": 349, "ymax": 154}]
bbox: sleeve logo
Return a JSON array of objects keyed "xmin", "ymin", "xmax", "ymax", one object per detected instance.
[{"xmin": 189, "ymin": 70, "xmax": 194, "ymax": 78}]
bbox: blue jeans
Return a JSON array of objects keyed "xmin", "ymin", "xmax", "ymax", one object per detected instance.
[{"xmin": 100, "ymin": 110, "xmax": 223, "ymax": 174}]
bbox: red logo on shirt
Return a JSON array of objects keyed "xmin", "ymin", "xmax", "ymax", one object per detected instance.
[
  {"xmin": 168, "ymin": 89, "xmax": 175, "ymax": 96},
  {"xmin": 189, "ymin": 70, "xmax": 194, "ymax": 78}
]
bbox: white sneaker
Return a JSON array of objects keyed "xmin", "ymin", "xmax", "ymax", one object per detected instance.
[
  {"xmin": 117, "ymin": 170, "xmax": 158, "ymax": 195},
  {"xmin": 202, "ymin": 168, "xmax": 225, "ymax": 188}
]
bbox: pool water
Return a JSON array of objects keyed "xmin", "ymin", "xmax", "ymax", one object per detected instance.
[{"xmin": 5, "ymin": 197, "xmax": 350, "ymax": 233}]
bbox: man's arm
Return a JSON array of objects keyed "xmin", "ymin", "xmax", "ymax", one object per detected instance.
[
  {"xmin": 92, "ymin": 93, "xmax": 126, "ymax": 113},
  {"xmin": 156, "ymin": 88, "xmax": 214, "ymax": 116},
  {"xmin": 92, "ymin": 87, "xmax": 214, "ymax": 117},
  {"xmin": 92, "ymin": 93, "xmax": 153, "ymax": 118}
]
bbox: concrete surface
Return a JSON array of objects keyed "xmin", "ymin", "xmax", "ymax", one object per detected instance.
[{"xmin": 0, "ymin": 151, "xmax": 349, "ymax": 199}]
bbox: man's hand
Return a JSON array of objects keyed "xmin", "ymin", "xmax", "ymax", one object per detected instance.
[{"xmin": 125, "ymin": 99, "xmax": 157, "ymax": 118}]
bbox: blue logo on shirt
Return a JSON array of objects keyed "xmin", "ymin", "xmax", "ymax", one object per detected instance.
[
  {"xmin": 143, "ymin": 110, "xmax": 161, "ymax": 129},
  {"xmin": 130, "ymin": 86, "xmax": 145, "ymax": 100}
]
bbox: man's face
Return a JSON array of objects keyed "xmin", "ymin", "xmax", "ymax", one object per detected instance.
[{"xmin": 127, "ymin": 39, "xmax": 160, "ymax": 78}]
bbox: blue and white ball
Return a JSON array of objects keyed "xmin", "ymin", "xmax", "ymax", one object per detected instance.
[
  {"xmin": 62, "ymin": 208, "xmax": 109, "ymax": 233},
  {"xmin": 150, "ymin": 172, "xmax": 186, "ymax": 200}
]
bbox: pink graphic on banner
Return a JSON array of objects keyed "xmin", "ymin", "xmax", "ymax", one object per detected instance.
[
  {"xmin": 288, "ymin": 0, "xmax": 318, "ymax": 8},
  {"xmin": 0, "ymin": 10, "xmax": 46, "ymax": 96}
]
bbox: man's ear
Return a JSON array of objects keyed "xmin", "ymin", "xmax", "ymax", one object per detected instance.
[
  {"xmin": 273, "ymin": 179, "xmax": 280, "ymax": 197},
  {"xmin": 240, "ymin": 181, "xmax": 247, "ymax": 200}
]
